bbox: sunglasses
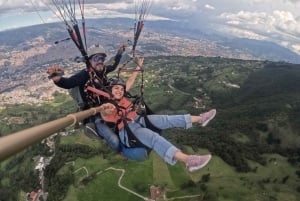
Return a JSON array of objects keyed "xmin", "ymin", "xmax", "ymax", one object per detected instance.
[{"xmin": 91, "ymin": 55, "xmax": 105, "ymax": 63}]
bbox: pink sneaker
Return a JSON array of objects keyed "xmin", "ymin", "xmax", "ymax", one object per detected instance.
[
  {"xmin": 185, "ymin": 154, "xmax": 212, "ymax": 172},
  {"xmin": 199, "ymin": 109, "xmax": 216, "ymax": 127}
]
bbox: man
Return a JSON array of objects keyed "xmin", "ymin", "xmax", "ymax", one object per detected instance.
[
  {"xmin": 47, "ymin": 44, "xmax": 125, "ymax": 109},
  {"xmin": 47, "ymin": 44, "xmax": 126, "ymax": 151},
  {"xmin": 48, "ymin": 46, "xmax": 148, "ymax": 161}
]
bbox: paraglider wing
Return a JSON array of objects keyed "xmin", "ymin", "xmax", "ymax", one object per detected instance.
[{"xmin": 131, "ymin": 0, "xmax": 152, "ymax": 57}]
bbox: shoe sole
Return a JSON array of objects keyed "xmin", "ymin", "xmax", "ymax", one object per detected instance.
[
  {"xmin": 202, "ymin": 109, "xmax": 216, "ymax": 127},
  {"xmin": 188, "ymin": 154, "xmax": 212, "ymax": 172},
  {"xmin": 85, "ymin": 125, "xmax": 101, "ymax": 140}
]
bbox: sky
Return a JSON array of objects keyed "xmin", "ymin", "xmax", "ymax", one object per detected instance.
[{"xmin": 1, "ymin": 0, "xmax": 300, "ymax": 54}]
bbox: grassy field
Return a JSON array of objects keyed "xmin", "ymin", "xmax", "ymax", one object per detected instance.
[
  {"xmin": 205, "ymin": 154, "xmax": 299, "ymax": 201},
  {"xmin": 152, "ymin": 153, "xmax": 175, "ymax": 188},
  {"xmin": 57, "ymin": 133, "xmax": 300, "ymax": 201}
]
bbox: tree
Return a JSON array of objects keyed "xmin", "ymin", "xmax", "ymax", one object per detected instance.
[{"xmin": 201, "ymin": 174, "xmax": 210, "ymax": 183}]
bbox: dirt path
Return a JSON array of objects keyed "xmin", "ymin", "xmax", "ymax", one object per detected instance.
[
  {"xmin": 72, "ymin": 163, "xmax": 203, "ymax": 201},
  {"xmin": 97, "ymin": 167, "xmax": 153, "ymax": 201}
]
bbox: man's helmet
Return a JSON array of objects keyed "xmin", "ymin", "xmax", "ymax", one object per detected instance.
[
  {"xmin": 109, "ymin": 77, "xmax": 126, "ymax": 88},
  {"xmin": 88, "ymin": 44, "xmax": 107, "ymax": 58}
]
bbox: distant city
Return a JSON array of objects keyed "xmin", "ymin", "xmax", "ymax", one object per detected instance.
[{"xmin": 1, "ymin": 18, "xmax": 300, "ymax": 106}]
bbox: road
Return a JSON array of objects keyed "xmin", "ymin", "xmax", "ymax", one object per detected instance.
[{"xmin": 72, "ymin": 165, "xmax": 203, "ymax": 201}]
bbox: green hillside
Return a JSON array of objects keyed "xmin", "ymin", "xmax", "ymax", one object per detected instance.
[{"xmin": 1, "ymin": 56, "xmax": 299, "ymax": 201}]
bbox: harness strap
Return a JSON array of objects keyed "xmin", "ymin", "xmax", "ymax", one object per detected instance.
[
  {"xmin": 143, "ymin": 115, "xmax": 161, "ymax": 134},
  {"xmin": 119, "ymin": 113, "xmax": 161, "ymax": 152},
  {"xmin": 123, "ymin": 120, "xmax": 152, "ymax": 153},
  {"xmin": 86, "ymin": 86, "xmax": 111, "ymax": 98}
]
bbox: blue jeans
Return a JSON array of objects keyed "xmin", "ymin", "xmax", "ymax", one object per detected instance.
[
  {"xmin": 95, "ymin": 118, "xmax": 120, "ymax": 152},
  {"xmin": 119, "ymin": 114, "xmax": 192, "ymax": 165},
  {"xmin": 120, "ymin": 144, "xmax": 148, "ymax": 161},
  {"xmin": 95, "ymin": 117, "xmax": 149, "ymax": 161}
]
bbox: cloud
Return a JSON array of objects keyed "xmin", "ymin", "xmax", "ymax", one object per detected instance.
[
  {"xmin": 287, "ymin": 0, "xmax": 300, "ymax": 3},
  {"xmin": 230, "ymin": 10, "xmax": 300, "ymax": 37},
  {"xmin": 217, "ymin": 8, "xmax": 300, "ymax": 53},
  {"xmin": 0, "ymin": 0, "xmax": 133, "ymax": 14},
  {"xmin": 1, "ymin": 0, "xmax": 300, "ymax": 54},
  {"xmin": 205, "ymin": 4, "xmax": 215, "ymax": 10},
  {"xmin": 291, "ymin": 44, "xmax": 300, "ymax": 52}
]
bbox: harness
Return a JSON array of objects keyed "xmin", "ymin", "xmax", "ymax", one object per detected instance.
[
  {"xmin": 115, "ymin": 95, "xmax": 161, "ymax": 152},
  {"xmin": 72, "ymin": 68, "xmax": 113, "ymax": 127},
  {"xmin": 83, "ymin": 57, "xmax": 160, "ymax": 151},
  {"xmin": 88, "ymin": 82, "xmax": 161, "ymax": 151},
  {"xmin": 84, "ymin": 68, "xmax": 112, "ymax": 107}
]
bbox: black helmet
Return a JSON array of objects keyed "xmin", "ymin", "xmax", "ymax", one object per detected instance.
[{"xmin": 109, "ymin": 77, "xmax": 126, "ymax": 88}]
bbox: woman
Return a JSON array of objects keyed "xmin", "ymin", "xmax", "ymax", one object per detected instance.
[{"xmin": 99, "ymin": 77, "xmax": 216, "ymax": 172}]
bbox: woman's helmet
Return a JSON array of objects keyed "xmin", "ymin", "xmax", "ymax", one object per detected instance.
[
  {"xmin": 88, "ymin": 44, "xmax": 107, "ymax": 58},
  {"xmin": 109, "ymin": 77, "xmax": 126, "ymax": 89}
]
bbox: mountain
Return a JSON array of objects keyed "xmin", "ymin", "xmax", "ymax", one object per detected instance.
[
  {"xmin": 88, "ymin": 18, "xmax": 300, "ymax": 64},
  {"xmin": 221, "ymin": 37, "xmax": 300, "ymax": 64},
  {"xmin": 1, "ymin": 17, "xmax": 300, "ymax": 64},
  {"xmin": 2, "ymin": 17, "xmax": 300, "ymax": 105}
]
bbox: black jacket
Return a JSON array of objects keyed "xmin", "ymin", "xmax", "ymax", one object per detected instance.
[{"xmin": 55, "ymin": 53, "xmax": 122, "ymax": 108}]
